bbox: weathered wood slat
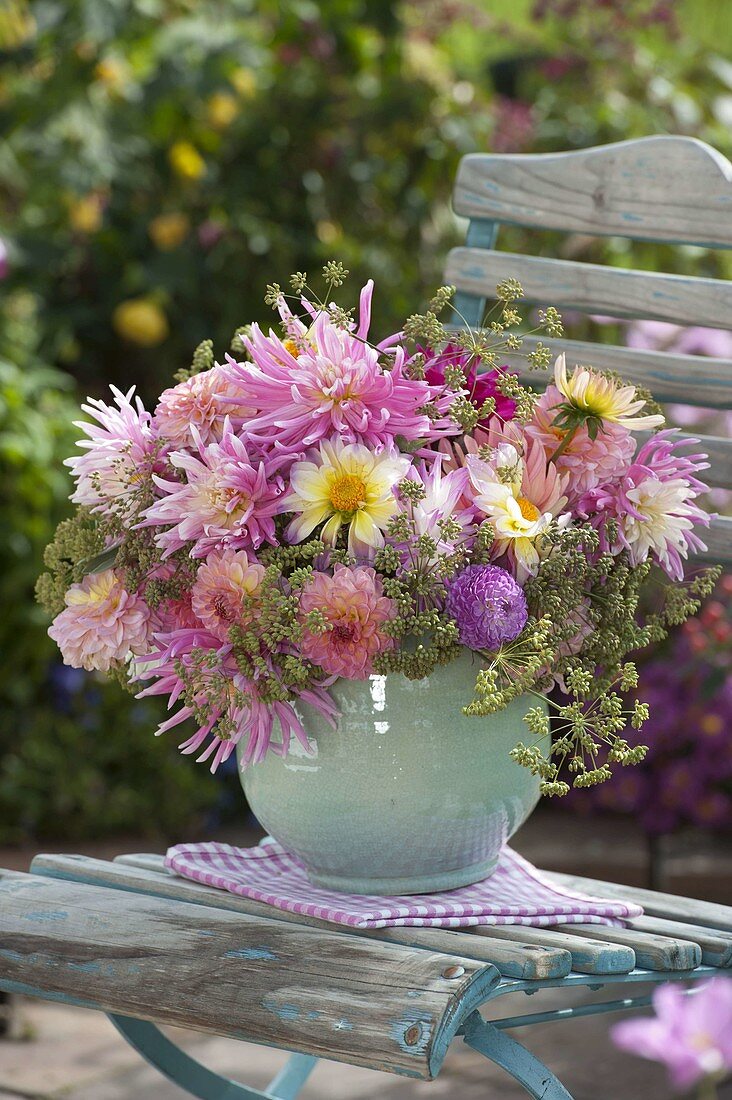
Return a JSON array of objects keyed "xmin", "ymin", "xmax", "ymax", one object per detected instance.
[
  {"xmin": 31, "ymin": 854, "xmax": 570, "ymax": 981},
  {"xmin": 547, "ymin": 923, "xmax": 702, "ymax": 971},
  {"xmin": 544, "ymin": 872, "xmax": 732, "ymax": 934},
  {"xmin": 453, "ymin": 137, "xmax": 732, "ymax": 247},
  {"xmin": 0, "ymin": 869, "xmax": 499, "ymax": 1079},
  {"xmin": 471, "ymin": 924, "xmax": 635, "ymax": 975},
  {"xmin": 445, "ymin": 248, "xmax": 732, "ymax": 331},
  {"xmin": 699, "ymin": 517, "xmax": 732, "ymax": 566},
  {"xmin": 506, "ymin": 334, "xmax": 732, "ymax": 409},
  {"xmin": 626, "ymin": 916, "xmax": 732, "ymax": 968}
]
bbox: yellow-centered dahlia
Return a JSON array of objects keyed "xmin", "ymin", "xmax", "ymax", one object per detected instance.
[
  {"xmin": 553, "ymin": 353, "xmax": 665, "ymax": 431},
  {"xmin": 283, "ymin": 440, "xmax": 410, "ymax": 558}
]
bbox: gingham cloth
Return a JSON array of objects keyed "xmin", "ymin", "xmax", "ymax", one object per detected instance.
[{"xmin": 165, "ymin": 838, "xmax": 642, "ymax": 929}]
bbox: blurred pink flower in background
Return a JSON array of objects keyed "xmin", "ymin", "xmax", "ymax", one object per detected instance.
[
  {"xmin": 0, "ymin": 238, "xmax": 8, "ymax": 280},
  {"xmin": 490, "ymin": 97, "xmax": 535, "ymax": 154},
  {"xmin": 626, "ymin": 319, "xmax": 732, "ymax": 359},
  {"xmin": 611, "ymin": 976, "xmax": 732, "ymax": 1092}
]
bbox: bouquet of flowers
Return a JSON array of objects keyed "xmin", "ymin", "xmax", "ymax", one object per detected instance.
[{"xmin": 38, "ymin": 266, "xmax": 719, "ymax": 796}]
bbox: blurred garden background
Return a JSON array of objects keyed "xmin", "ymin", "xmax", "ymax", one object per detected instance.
[{"xmin": 1, "ymin": 0, "xmax": 731, "ymax": 866}]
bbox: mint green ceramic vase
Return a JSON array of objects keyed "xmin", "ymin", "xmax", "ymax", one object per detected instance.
[{"xmin": 238, "ymin": 648, "xmax": 543, "ymax": 895}]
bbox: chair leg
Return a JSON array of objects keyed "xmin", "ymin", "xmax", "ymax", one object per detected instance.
[
  {"xmin": 109, "ymin": 1015, "xmax": 317, "ymax": 1100},
  {"xmin": 461, "ymin": 1011, "xmax": 574, "ymax": 1100},
  {"xmin": 266, "ymin": 1054, "xmax": 318, "ymax": 1100}
]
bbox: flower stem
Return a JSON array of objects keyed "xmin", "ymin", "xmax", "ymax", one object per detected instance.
[{"xmin": 548, "ymin": 424, "xmax": 579, "ymax": 464}]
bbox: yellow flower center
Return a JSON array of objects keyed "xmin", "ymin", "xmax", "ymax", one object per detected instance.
[
  {"xmin": 516, "ymin": 496, "xmax": 540, "ymax": 521},
  {"xmin": 329, "ymin": 474, "xmax": 367, "ymax": 513},
  {"xmin": 282, "ymin": 338, "xmax": 300, "ymax": 358}
]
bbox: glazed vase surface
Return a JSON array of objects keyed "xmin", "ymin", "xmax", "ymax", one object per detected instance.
[{"xmin": 239, "ymin": 649, "xmax": 543, "ymax": 895}]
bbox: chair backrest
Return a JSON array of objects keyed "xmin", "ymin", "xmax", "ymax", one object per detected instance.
[{"xmin": 444, "ymin": 136, "xmax": 732, "ymax": 565}]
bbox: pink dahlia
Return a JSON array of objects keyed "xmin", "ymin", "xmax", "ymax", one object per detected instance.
[
  {"xmin": 223, "ymin": 281, "xmax": 454, "ymax": 455},
  {"xmin": 423, "ymin": 344, "xmax": 518, "ymax": 423},
  {"xmin": 577, "ymin": 431, "xmax": 711, "ymax": 580},
  {"xmin": 140, "ymin": 423, "xmax": 285, "ymax": 558},
  {"xmin": 191, "ymin": 548, "xmax": 265, "ymax": 641},
  {"xmin": 527, "ymin": 383, "xmax": 636, "ymax": 503},
  {"xmin": 136, "ymin": 628, "xmax": 337, "ymax": 770},
  {"xmin": 299, "ymin": 565, "xmax": 395, "ymax": 679},
  {"xmin": 49, "ymin": 569, "xmax": 150, "ymax": 672},
  {"xmin": 143, "ymin": 563, "xmax": 202, "ymax": 633},
  {"xmin": 153, "ymin": 364, "xmax": 254, "ymax": 449},
  {"xmin": 66, "ymin": 385, "xmax": 160, "ymax": 517}
]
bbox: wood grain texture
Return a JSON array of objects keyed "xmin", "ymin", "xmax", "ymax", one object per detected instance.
[
  {"xmin": 444, "ymin": 248, "xmax": 732, "ymax": 331},
  {"xmin": 0, "ymin": 869, "xmax": 500, "ymax": 1079},
  {"xmin": 471, "ymin": 924, "xmax": 635, "ymax": 975},
  {"xmin": 507, "ymin": 335, "xmax": 732, "ymax": 409},
  {"xmin": 699, "ymin": 517, "xmax": 732, "ymax": 565},
  {"xmin": 547, "ymin": 923, "xmax": 701, "ymax": 971},
  {"xmin": 452, "ymin": 137, "xmax": 732, "ymax": 247},
  {"xmin": 625, "ymin": 916, "xmax": 732, "ymax": 968},
  {"xmin": 544, "ymin": 872, "xmax": 732, "ymax": 934},
  {"xmin": 31, "ymin": 854, "xmax": 570, "ymax": 981}
]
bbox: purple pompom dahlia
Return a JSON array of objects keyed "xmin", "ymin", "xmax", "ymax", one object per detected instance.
[{"xmin": 447, "ymin": 564, "xmax": 528, "ymax": 651}]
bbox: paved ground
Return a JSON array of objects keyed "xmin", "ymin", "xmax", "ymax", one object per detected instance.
[
  {"xmin": 2, "ymin": 990, "xmax": 732, "ymax": 1099},
  {"xmin": 2, "ymin": 811, "xmax": 731, "ymax": 1098}
]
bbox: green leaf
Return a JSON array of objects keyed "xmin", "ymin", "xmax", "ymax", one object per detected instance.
[
  {"xmin": 394, "ymin": 434, "xmax": 428, "ymax": 454},
  {"xmin": 79, "ymin": 543, "xmax": 121, "ymax": 575}
]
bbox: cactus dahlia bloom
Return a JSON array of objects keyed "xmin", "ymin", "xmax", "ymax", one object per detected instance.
[
  {"xmin": 141, "ymin": 423, "xmax": 285, "ymax": 558},
  {"xmin": 467, "ymin": 439, "xmax": 569, "ymax": 581},
  {"xmin": 65, "ymin": 385, "xmax": 159, "ymax": 518},
  {"xmin": 577, "ymin": 432, "xmax": 711, "ymax": 581},
  {"xmin": 283, "ymin": 439, "xmax": 410, "ymax": 558},
  {"xmin": 299, "ymin": 566, "xmax": 395, "ymax": 679},
  {"xmin": 552, "ymin": 353, "xmax": 665, "ymax": 431},
  {"xmin": 224, "ymin": 281, "xmax": 454, "ymax": 454},
  {"xmin": 153, "ymin": 365, "xmax": 254, "ymax": 448},
  {"xmin": 48, "ymin": 569, "xmax": 150, "ymax": 672},
  {"xmin": 135, "ymin": 629, "xmax": 337, "ymax": 770}
]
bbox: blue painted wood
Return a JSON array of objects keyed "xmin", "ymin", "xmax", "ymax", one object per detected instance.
[
  {"xmin": 460, "ymin": 1011, "xmax": 574, "ymax": 1099},
  {"xmin": 109, "ymin": 1015, "xmax": 280, "ymax": 1100},
  {"xmin": 452, "ymin": 137, "xmax": 732, "ymax": 248},
  {"xmin": 450, "ymin": 218, "xmax": 497, "ymax": 329},
  {"xmin": 445, "ymin": 247, "xmax": 732, "ymax": 330}
]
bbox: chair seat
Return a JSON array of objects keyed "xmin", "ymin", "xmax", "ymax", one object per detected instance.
[{"xmin": 1, "ymin": 852, "xmax": 729, "ymax": 1095}]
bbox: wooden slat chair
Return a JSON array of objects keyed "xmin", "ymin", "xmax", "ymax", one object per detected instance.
[
  {"xmin": 1, "ymin": 136, "xmax": 731, "ymax": 1099},
  {"xmin": 447, "ymin": 134, "xmax": 732, "ymax": 564}
]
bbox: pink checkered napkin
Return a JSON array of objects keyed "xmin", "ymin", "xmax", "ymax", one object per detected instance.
[{"xmin": 165, "ymin": 838, "xmax": 642, "ymax": 929}]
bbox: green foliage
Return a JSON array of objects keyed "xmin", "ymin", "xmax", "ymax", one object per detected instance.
[
  {"xmin": 0, "ymin": 683, "xmax": 220, "ymax": 844},
  {"xmin": 0, "ymin": 0, "xmax": 494, "ymax": 400},
  {"xmin": 0, "ymin": 352, "xmax": 225, "ymax": 843}
]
